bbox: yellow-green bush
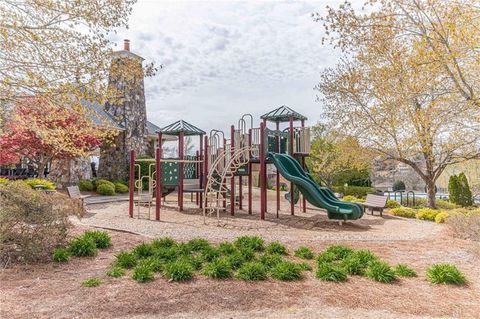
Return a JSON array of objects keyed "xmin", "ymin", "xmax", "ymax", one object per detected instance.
[
  {"xmin": 23, "ymin": 178, "xmax": 56, "ymax": 190},
  {"xmin": 79, "ymin": 180, "xmax": 94, "ymax": 191},
  {"xmin": 416, "ymin": 208, "xmax": 442, "ymax": 221},
  {"xmin": 389, "ymin": 207, "xmax": 416, "ymax": 218},
  {"xmin": 96, "ymin": 183, "xmax": 115, "ymax": 196},
  {"xmin": 435, "ymin": 200, "xmax": 458, "ymax": 210},
  {"xmin": 0, "ymin": 178, "xmax": 8, "ymax": 185},
  {"xmin": 435, "ymin": 212, "xmax": 449, "ymax": 224},
  {"xmin": 342, "ymin": 195, "xmax": 365, "ymax": 203},
  {"xmin": 386, "ymin": 200, "xmax": 401, "ymax": 209}
]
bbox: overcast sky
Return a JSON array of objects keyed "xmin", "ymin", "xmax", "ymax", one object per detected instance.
[{"xmin": 110, "ymin": 0, "xmax": 354, "ymax": 135}]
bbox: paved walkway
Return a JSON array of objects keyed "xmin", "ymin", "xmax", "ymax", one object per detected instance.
[{"xmin": 85, "ymin": 195, "xmax": 129, "ymax": 205}]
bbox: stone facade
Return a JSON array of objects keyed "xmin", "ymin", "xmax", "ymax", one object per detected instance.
[
  {"xmin": 371, "ymin": 156, "xmax": 425, "ymax": 191},
  {"xmin": 98, "ymin": 41, "xmax": 150, "ymax": 181},
  {"xmin": 49, "ymin": 157, "xmax": 92, "ymax": 189}
]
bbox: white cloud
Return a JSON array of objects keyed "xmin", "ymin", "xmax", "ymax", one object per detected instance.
[{"xmin": 112, "ymin": 0, "xmax": 353, "ymax": 135}]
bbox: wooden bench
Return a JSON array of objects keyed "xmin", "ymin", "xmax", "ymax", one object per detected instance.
[
  {"xmin": 67, "ymin": 186, "xmax": 91, "ymax": 206},
  {"xmin": 363, "ymin": 194, "xmax": 388, "ymax": 216}
]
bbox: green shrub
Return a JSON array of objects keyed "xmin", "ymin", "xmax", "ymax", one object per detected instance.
[
  {"xmin": 436, "ymin": 199, "xmax": 458, "ymax": 210},
  {"xmin": 315, "ymin": 263, "xmax": 347, "ymax": 282},
  {"xmin": 83, "ymin": 230, "xmax": 111, "ymax": 249},
  {"xmin": 180, "ymin": 255, "xmax": 203, "ymax": 270},
  {"xmin": 69, "ymin": 237, "xmax": 97, "ymax": 257},
  {"xmin": 386, "ymin": 200, "xmax": 401, "ymax": 209},
  {"xmin": 82, "ymin": 277, "xmax": 102, "ymax": 287},
  {"xmin": 163, "ymin": 259, "xmax": 194, "ymax": 281},
  {"xmin": 323, "ymin": 245, "xmax": 354, "ymax": 261},
  {"xmin": 366, "ymin": 261, "xmax": 397, "ymax": 283},
  {"xmin": 389, "ymin": 207, "xmax": 416, "ymax": 218},
  {"xmin": 132, "ymin": 264, "xmax": 155, "ymax": 282},
  {"xmin": 342, "ymin": 254, "xmax": 367, "ymax": 275},
  {"xmin": 106, "ymin": 266, "xmax": 125, "ymax": 278},
  {"xmin": 200, "ymin": 246, "xmax": 220, "ymax": 262},
  {"xmin": 227, "ymin": 252, "xmax": 247, "ymax": 269},
  {"xmin": 427, "ymin": 264, "xmax": 466, "ymax": 285},
  {"xmin": 416, "ymin": 208, "xmax": 441, "ymax": 221},
  {"xmin": 238, "ymin": 248, "xmax": 256, "ymax": 261},
  {"xmin": 52, "ymin": 248, "xmax": 70, "ymax": 262},
  {"xmin": 187, "ymin": 238, "xmax": 212, "ymax": 252},
  {"xmin": 140, "ymin": 257, "xmax": 164, "ymax": 272},
  {"xmin": 296, "ymin": 262, "xmax": 313, "ymax": 271},
  {"xmin": 23, "ymin": 178, "xmax": 56, "ymax": 190},
  {"xmin": 203, "ymin": 257, "xmax": 233, "ymax": 279},
  {"xmin": 449, "ymin": 173, "xmax": 473, "ymax": 207},
  {"xmin": 333, "ymin": 185, "xmax": 375, "ymax": 197},
  {"xmin": 392, "ymin": 180, "xmax": 406, "ymax": 191},
  {"xmin": 435, "ymin": 212, "xmax": 449, "ymax": 224},
  {"xmin": 133, "ymin": 243, "xmax": 155, "ymax": 259},
  {"xmin": 114, "ymin": 182, "xmax": 129, "ymax": 193},
  {"xmin": 151, "ymin": 237, "xmax": 177, "ymax": 249},
  {"xmin": 271, "ymin": 261, "xmax": 303, "ymax": 281},
  {"xmin": 78, "ymin": 180, "xmax": 94, "ymax": 191},
  {"xmin": 342, "ymin": 195, "xmax": 364, "ymax": 203},
  {"xmin": 352, "ymin": 250, "xmax": 379, "ymax": 266},
  {"xmin": 236, "ymin": 262, "xmax": 267, "ymax": 281},
  {"xmin": 218, "ymin": 242, "xmax": 236, "ymax": 255},
  {"xmin": 115, "ymin": 251, "xmax": 137, "ymax": 269},
  {"xmin": 234, "ymin": 236, "xmax": 265, "ymax": 252},
  {"xmin": 95, "ymin": 179, "xmax": 115, "ymax": 188},
  {"xmin": 294, "ymin": 246, "xmax": 314, "ymax": 260},
  {"xmin": 96, "ymin": 183, "xmax": 115, "ymax": 196},
  {"xmin": 394, "ymin": 264, "xmax": 417, "ymax": 277},
  {"xmin": 259, "ymin": 254, "xmax": 284, "ymax": 271},
  {"xmin": 265, "ymin": 241, "xmax": 287, "ymax": 255}
]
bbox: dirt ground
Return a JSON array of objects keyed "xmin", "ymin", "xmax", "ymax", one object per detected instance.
[{"xmin": 1, "ymin": 191, "xmax": 479, "ymax": 319}]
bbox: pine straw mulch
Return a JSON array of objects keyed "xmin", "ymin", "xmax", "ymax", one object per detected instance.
[{"xmin": 1, "ymin": 225, "xmax": 479, "ymax": 319}]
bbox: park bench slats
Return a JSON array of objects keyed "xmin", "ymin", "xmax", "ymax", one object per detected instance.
[
  {"xmin": 67, "ymin": 186, "xmax": 91, "ymax": 206},
  {"xmin": 363, "ymin": 194, "xmax": 388, "ymax": 217}
]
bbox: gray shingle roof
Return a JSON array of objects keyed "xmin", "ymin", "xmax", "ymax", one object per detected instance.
[
  {"xmin": 158, "ymin": 120, "xmax": 206, "ymax": 136},
  {"xmin": 260, "ymin": 105, "xmax": 307, "ymax": 122}
]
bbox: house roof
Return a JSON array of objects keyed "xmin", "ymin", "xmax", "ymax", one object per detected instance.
[
  {"xmin": 80, "ymin": 99, "xmax": 124, "ymax": 130},
  {"xmin": 147, "ymin": 121, "xmax": 176, "ymax": 141},
  {"xmin": 158, "ymin": 120, "xmax": 206, "ymax": 136},
  {"xmin": 260, "ymin": 105, "xmax": 307, "ymax": 122}
]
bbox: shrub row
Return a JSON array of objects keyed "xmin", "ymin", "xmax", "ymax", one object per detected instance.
[
  {"xmin": 78, "ymin": 179, "xmax": 129, "ymax": 196},
  {"xmin": 389, "ymin": 207, "xmax": 450, "ymax": 223},
  {"xmin": 0, "ymin": 177, "xmax": 56, "ymax": 190}
]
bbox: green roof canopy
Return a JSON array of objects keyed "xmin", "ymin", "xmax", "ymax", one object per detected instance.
[
  {"xmin": 158, "ymin": 120, "xmax": 206, "ymax": 136},
  {"xmin": 260, "ymin": 105, "xmax": 307, "ymax": 123}
]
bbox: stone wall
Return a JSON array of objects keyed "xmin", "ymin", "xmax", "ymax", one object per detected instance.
[
  {"xmin": 49, "ymin": 157, "xmax": 92, "ymax": 189},
  {"xmin": 371, "ymin": 157, "xmax": 425, "ymax": 191}
]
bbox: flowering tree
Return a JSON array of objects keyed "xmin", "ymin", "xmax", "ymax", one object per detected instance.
[{"xmin": 0, "ymin": 97, "xmax": 103, "ymax": 177}]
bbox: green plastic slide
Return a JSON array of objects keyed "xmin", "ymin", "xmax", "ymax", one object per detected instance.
[{"xmin": 269, "ymin": 152, "xmax": 363, "ymax": 221}]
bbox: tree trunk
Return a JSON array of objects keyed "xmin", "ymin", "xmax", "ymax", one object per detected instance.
[
  {"xmin": 37, "ymin": 161, "xmax": 45, "ymax": 178},
  {"xmin": 426, "ymin": 180, "xmax": 436, "ymax": 208}
]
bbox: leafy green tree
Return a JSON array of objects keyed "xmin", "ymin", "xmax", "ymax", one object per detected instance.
[
  {"xmin": 458, "ymin": 173, "xmax": 473, "ymax": 207},
  {"xmin": 448, "ymin": 175, "xmax": 460, "ymax": 205}
]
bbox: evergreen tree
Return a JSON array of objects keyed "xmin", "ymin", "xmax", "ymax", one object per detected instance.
[
  {"xmin": 457, "ymin": 173, "xmax": 473, "ymax": 207},
  {"xmin": 448, "ymin": 174, "xmax": 460, "ymax": 205}
]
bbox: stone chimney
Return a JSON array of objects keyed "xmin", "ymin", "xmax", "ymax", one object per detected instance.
[{"xmin": 124, "ymin": 39, "xmax": 130, "ymax": 51}]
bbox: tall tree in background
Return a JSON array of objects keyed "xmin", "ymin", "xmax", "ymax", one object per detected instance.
[
  {"xmin": 315, "ymin": 0, "xmax": 480, "ymax": 207},
  {"xmin": 308, "ymin": 124, "xmax": 371, "ymax": 187},
  {"xmin": 0, "ymin": 0, "xmax": 142, "ymax": 118}
]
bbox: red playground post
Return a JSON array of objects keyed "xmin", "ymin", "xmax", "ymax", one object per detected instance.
[
  {"xmin": 248, "ymin": 128, "xmax": 252, "ymax": 214},
  {"xmin": 289, "ymin": 116, "xmax": 294, "ymax": 216},
  {"xmin": 178, "ymin": 131, "xmax": 184, "ymax": 211},
  {"xmin": 230, "ymin": 125, "xmax": 235, "ymax": 216},
  {"xmin": 260, "ymin": 122, "xmax": 266, "ymax": 220},
  {"xmin": 128, "ymin": 150, "xmax": 135, "ymax": 218},
  {"xmin": 155, "ymin": 140, "xmax": 161, "ymax": 221}
]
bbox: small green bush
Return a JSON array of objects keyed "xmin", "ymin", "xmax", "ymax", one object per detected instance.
[
  {"xmin": 140, "ymin": 257, "xmax": 164, "ymax": 272},
  {"xmin": 218, "ymin": 242, "xmax": 236, "ymax": 255},
  {"xmin": 133, "ymin": 243, "xmax": 155, "ymax": 259},
  {"xmin": 294, "ymin": 246, "xmax": 314, "ymax": 260},
  {"xmin": 227, "ymin": 252, "xmax": 247, "ymax": 269},
  {"xmin": 236, "ymin": 262, "xmax": 267, "ymax": 281},
  {"xmin": 416, "ymin": 208, "xmax": 441, "ymax": 221},
  {"xmin": 271, "ymin": 261, "xmax": 303, "ymax": 281},
  {"xmin": 164, "ymin": 259, "xmax": 194, "ymax": 281},
  {"xmin": 95, "ymin": 179, "xmax": 115, "ymax": 188},
  {"xmin": 234, "ymin": 236, "xmax": 265, "ymax": 252},
  {"xmin": 114, "ymin": 182, "xmax": 129, "ymax": 193},
  {"xmin": 389, "ymin": 207, "xmax": 416, "ymax": 218},
  {"xmin": 427, "ymin": 264, "xmax": 466, "ymax": 285},
  {"xmin": 96, "ymin": 183, "xmax": 115, "ymax": 196},
  {"xmin": 132, "ymin": 264, "xmax": 155, "ymax": 282},
  {"xmin": 320, "ymin": 245, "xmax": 354, "ymax": 262},
  {"xmin": 79, "ymin": 180, "xmax": 94, "ymax": 191},
  {"xmin": 187, "ymin": 238, "xmax": 212, "ymax": 252},
  {"xmin": 342, "ymin": 254, "xmax": 367, "ymax": 275},
  {"xmin": 366, "ymin": 261, "xmax": 397, "ymax": 283},
  {"xmin": 69, "ymin": 237, "xmax": 97, "ymax": 257},
  {"xmin": 115, "ymin": 251, "xmax": 137, "ymax": 269},
  {"xmin": 83, "ymin": 230, "xmax": 111, "ymax": 249},
  {"xmin": 203, "ymin": 257, "xmax": 233, "ymax": 279},
  {"xmin": 106, "ymin": 266, "xmax": 125, "ymax": 278},
  {"xmin": 238, "ymin": 248, "xmax": 256, "ymax": 261},
  {"xmin": 82, "ymin": 277, "xmax": 102, "ymax": 287},
  {"xmin": 435, "ymin": 212, "xmax": 449, "ymax": 224},
  {"xmin": 52, "ymin": 248, "xmax": 70, "ymax": 262},
  {"xmin": 394, "ymin": 264, "xmax": 417, "ymax": 277},
  {"xmin": 352, "ymin": 250, "xmax": 379, "ymax": 267},
  {"xmin": 259, "ymin": 254, "xmax": 284, "ymax": 271},
  {"xmin": 265, "ymin": 241, "xmax": 287, "ymax": 255},
  {"xmin": 200, "ymin": 246, "xmax": 220, "ymax": 262},
  {"xmin": 315, "ymin": 263, "xmax": 347, "ymax": 282},
  {"xmin": 386, "ymin": 200, "xmax": 401, "ymax": 209},
  {"xmin": 342, "ymin": 195, "xmax": 364, "ymax": 203},
  {"xmin": 151, "ymin": 237, "xmax": 177, "ymax": 250},
  {"xmin": 436, "ymin": 199, "xmax": 458, "ymax": 210}
]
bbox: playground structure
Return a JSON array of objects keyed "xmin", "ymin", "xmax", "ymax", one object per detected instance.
[{"xmin": 128, "ymin": 105, "xmax": 364, "ymax": 222}]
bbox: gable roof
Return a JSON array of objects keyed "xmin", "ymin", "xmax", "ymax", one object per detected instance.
[
  {"xmin": 80, "ymin": 99, "xmax": 124, "ymax": 130},
  {"xmin": 158, "ymin": 120, "xmax": 206, "ymax": 136},
  {"xmin": 260, "ymin": 105, "xmax": 307, "ymax": 122}
]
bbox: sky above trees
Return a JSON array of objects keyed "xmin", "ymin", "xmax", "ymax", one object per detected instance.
[{"xmin": 110, "ymin": 0, "xmax": 358, "ymax": 133}]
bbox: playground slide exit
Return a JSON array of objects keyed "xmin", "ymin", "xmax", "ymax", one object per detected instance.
[{"xmin": 269, "ymin": 153, "xmax": 364, "ymax": 221}]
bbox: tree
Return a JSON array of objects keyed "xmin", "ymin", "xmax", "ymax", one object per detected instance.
[
  {"xmin": 0, "ymin": 97, "xmax": 105, "ymax": 177},
  {"xmin": 448, "ymin": 175, "xmax": 460, "ymax": 204},
  {"xmin": 315, "ymin": 0, "xmax": 480, "ymax": 207},
  {"xmin": 457, "ymin": 172, "xmax": 473, "ymax": 207},
  {"xmin": 307, "ymin": 124, "xmax": 371, "ymax": 187},
  {"xmin": 0, "ymin": 0, "xmax": 139, "ymax": 106}
]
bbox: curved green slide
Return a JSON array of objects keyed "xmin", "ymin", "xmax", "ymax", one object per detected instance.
[{"xmin": 269, "ymin": 153, "xmax": 364, "ymax": 221}]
